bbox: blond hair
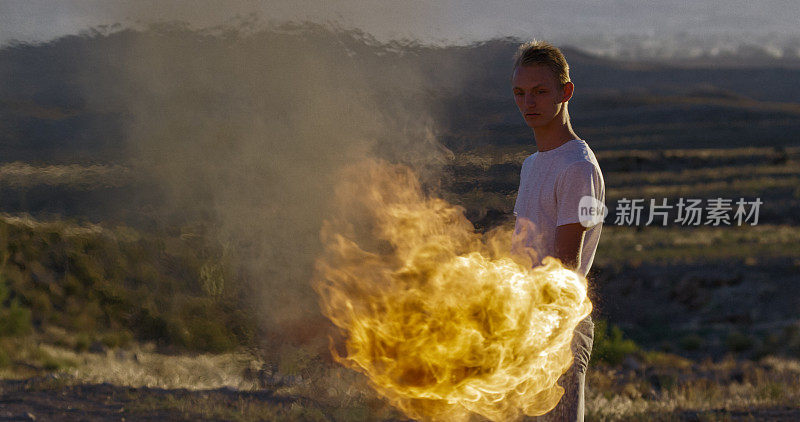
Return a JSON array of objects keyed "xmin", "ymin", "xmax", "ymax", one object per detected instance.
[{"xmin": 512, "ymin": 40, "xmax": 570, "ymax": 86}]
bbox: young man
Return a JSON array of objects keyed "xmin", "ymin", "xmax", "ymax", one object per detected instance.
[{"xmin": 511, "ymin": 41, "xmax": 604, "ymax": 422}]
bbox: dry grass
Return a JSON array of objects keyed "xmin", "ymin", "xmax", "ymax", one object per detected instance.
[
  {"xmin": 1, "ymin": 149, "xmax": 798, "ymax": 419},
  {"xmin": 2, "ymin": 337, "xmax": 800, "ymax": 420},
  {"xmin": 594, "ymin": 224, "xmax": 800, "ymax": 265},
  {"xmin": 2, "ymin": 340, "xmax": 403, "ymax": 421},
  {"xmin": 608, "ymin": 163, "xmax": 799, "ymax": 187},
  {"xmin": 449, "ymin": 146, "xmax": 800, "ymax": 168},
  {"xmin": 608, "ymin": 176, "xmax": 800, "ymax": 199},
  {"xmin": 64, "ymin": 346, "xmax": 262, "ymax": 390},
  {"xmin": 0, "ymin": 212, "xmax": 106, "ymax": 237},
  {"xmin": 586, "ymin": 355, "xmax": 800, "ymax": 421},
  {"xmin": 0, "ymin": 337, "xmax": 260, "ymax": 390},
  {"xmin": 0, "ymin": 162, "xmax": 132, "ymax": 188}
]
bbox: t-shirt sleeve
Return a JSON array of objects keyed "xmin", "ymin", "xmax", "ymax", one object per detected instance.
[
  {"xmin": 556, "ymin": 160, "xmax": 604, "ymax": 227},
  {"xmin": 513, "ymin": 156, "xmax": 531, "ymax": 217}
]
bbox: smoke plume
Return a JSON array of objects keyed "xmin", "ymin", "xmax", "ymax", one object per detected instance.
[{"xmin": 78, "ymin": 23, "xmax": 455, "ymax": 337}]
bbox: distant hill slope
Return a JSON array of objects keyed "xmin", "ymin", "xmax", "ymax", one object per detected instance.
[{"xmin": 2, "ymin": 25, "xmax": 800, "ymax": 162}]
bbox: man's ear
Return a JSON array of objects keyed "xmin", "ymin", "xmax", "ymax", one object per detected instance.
[{"xmin": 561, "ymin": 82, "xmax": 574, "ymax": 103}]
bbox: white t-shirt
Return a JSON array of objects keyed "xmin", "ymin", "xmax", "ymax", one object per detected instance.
[{"xmin": 512, "ymin": 139, "xmax": 605, "ymax": 277}]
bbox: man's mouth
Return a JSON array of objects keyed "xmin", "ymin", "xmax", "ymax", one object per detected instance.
[{"xmin": 525, "ymin": 113, "xmax": 540, "ymax": 117}]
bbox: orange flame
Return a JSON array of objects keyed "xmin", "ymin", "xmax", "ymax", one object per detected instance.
[{"xmin": 314, "ymin": 160, "xmax": 591, "ymax": 421}]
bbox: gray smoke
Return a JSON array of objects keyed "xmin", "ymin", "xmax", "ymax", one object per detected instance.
[{"xmin": 73, "ymin": 23, "xmax": 453, "ymax": 334}]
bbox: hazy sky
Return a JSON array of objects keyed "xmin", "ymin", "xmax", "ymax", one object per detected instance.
[{"xmin": 1, "ymin": 0, "xmax": 799, "ymax": 47}]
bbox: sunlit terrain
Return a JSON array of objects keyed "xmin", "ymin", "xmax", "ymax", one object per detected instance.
[{"xmin": 1, "ymin": 24, "xmax": 799, "ymax": 420}]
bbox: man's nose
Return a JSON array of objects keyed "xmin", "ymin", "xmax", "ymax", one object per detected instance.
[{"xmin": 525, "ymin": 93, "xmax": 536, "ymax": 106}]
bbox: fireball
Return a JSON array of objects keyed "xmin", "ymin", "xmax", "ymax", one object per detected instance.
[{"xmin": 314, "ymin": 160, "xmax": 591, "ymax": 421}]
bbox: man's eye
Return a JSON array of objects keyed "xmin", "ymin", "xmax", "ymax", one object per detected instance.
[
  {"xmin": 514, "ymin": 92, "xmax": 523, "ymax": 96},
  {"xmin": 538, "ymin": 90, "xmax": 547, "ymax": 94}
]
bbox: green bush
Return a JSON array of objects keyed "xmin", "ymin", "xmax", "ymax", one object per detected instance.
[
  {"xmin": 101, "ymin": 330, "xmax": 133, "ymax": 349},
  {"xmin": 0, "ymin": 347, "xmax": 10, "ymax": 367},
  {"xmin": 185, "ymin": 318, "xmax": 237, "ymax": 353},
  {"xmin": 199, "ymin": 261, "xmax": 225, "ymax": 298},
  {"xmin": 0, "ymin": 301, "xmax": 33, "ymax": 337},
  {"xmin": 75, "ymin": 333, "xmax": 91, "ymax": 352},
  {"xmin": 0, "ymin": 275, "xmax": 33, "ymax": 337},
  {"xmin": 679, "ymin": 334, "xmax": 705, "ymax": 351},
  {"xmin": 0, "ymin": 218, "xmax": 254, "ymax": 352},
  {"xmin": 591, "ymin": 319, "xmax": 640, "ymax": 366},
  {"xmin": 726, "ymin": 331, "xmax": 754, "ymax": 353}
]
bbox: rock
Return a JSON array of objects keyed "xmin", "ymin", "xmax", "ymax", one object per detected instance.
[
  {"xmin": 89, "ymin": 341, "xmax": 108, "ymax": 354},
  {"xmin": 258, "ymin": 362, "xmax": 280, "ymax": 389}
]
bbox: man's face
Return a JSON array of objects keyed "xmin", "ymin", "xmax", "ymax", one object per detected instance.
[{"xmin": 511, "ymin": 65, "xmax": 570, "ymax": 128}]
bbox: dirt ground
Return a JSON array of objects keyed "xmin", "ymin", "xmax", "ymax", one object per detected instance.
[
  {"xmin": 1, "ymin": 376, "xmax": 799, "ymax": 422},
  {"xmin": 0, "ymin": 376, "xmax": 295, "ymax": 422}
]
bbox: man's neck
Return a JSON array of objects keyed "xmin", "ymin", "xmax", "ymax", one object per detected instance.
[
  {"xmin": 532, "ymin": 106, "xmax": 579, "ymax": 152},
  {"xmin": 533, "ymin": 123, "xmax": 579, "ymax": 153}
]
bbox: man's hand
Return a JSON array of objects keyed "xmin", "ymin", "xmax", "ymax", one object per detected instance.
[{"xmin": 555, "ymin": 222, "xmax": 587, "ymax": 271}]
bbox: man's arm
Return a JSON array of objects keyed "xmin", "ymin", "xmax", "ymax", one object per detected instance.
[{"xmin": 555, "ymin": 222, "xmax": 587, "ymax": 271}]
